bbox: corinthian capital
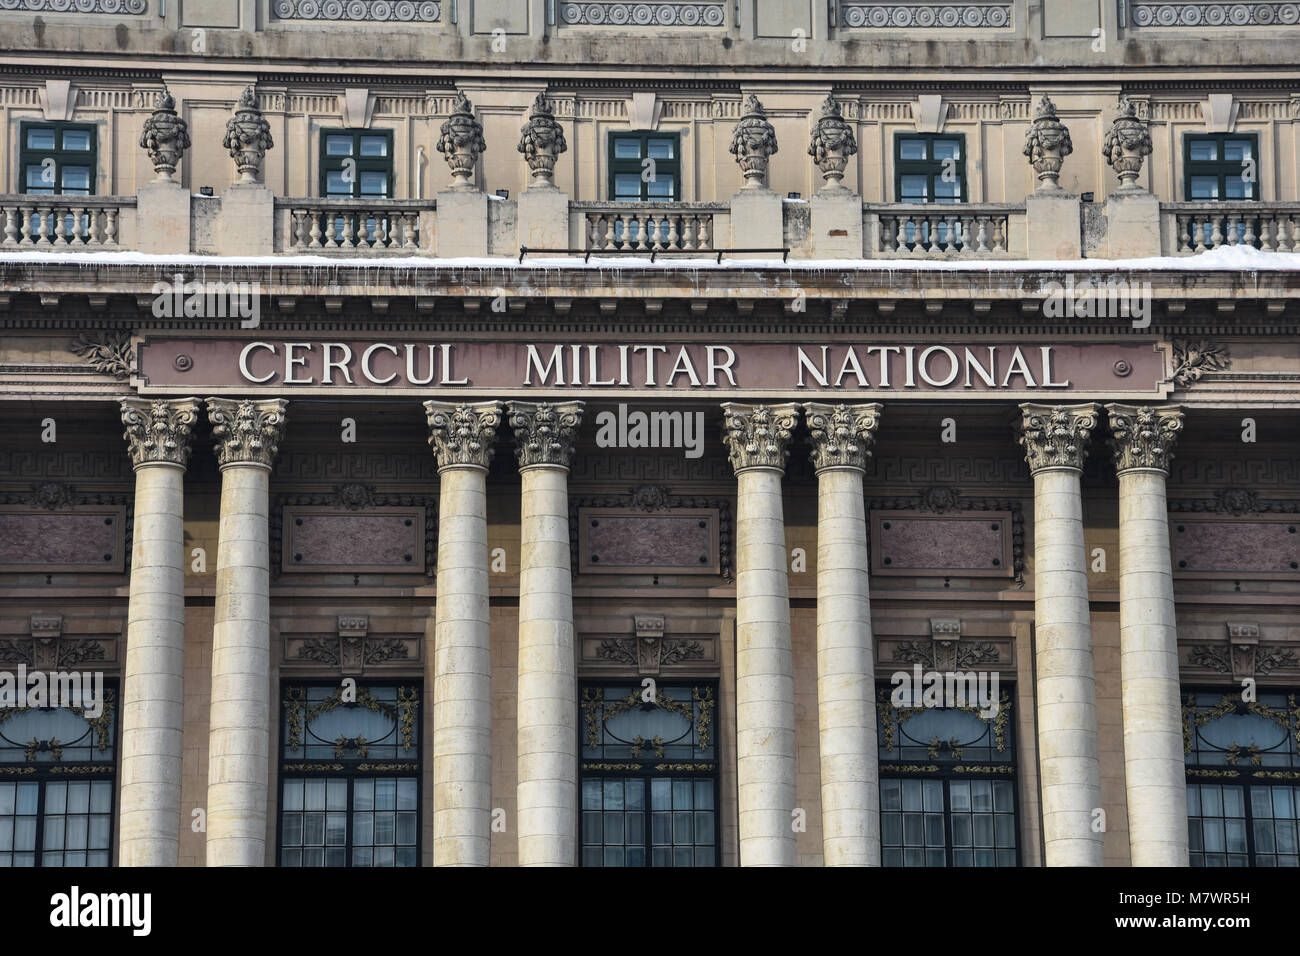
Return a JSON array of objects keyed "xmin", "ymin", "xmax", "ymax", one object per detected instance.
[
  {"xmin": 721, "ymin": 402, "xmax": 800, "ymax": 474},
  {"xmin": 1105, "ymin": 403, "xmax": 1184, "ymax": 475},
  {"xmin": 121, "ymin": 398, "xmax": 201, "ymax": 469},
  {"xmin": 206, "ymin": 398, "xmax": 287, "ymax": 469},
  {"xmin": 803, "ymin": 402, "xmax": 882, "ymax": 472},
  {"xmin": 1017, "ymin": 403, "xmax": 1099, "ymax": 473},
  {"xmin": 425, "ymin": 400, "xmax": 503, "ymax": 471},
  {"xmin": 508, "ymin": 401, "xmax": 583, "ymax": 470}
]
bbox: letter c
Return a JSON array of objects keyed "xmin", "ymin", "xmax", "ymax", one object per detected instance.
[
  {"xmin": 361, "ymin": 343, "xmax": 400, "ymax": 385},
  {"xmin": 239, "ymin": 342, "xmax": 276, "ymax": 383}
]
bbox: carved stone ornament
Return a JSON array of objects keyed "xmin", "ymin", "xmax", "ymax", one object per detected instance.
[
  {"xmin": 1023, "ymin": 94, "xmax": 1073, "ymax": 193},
  {"xmin": 721, "ymin": 402, "xmax": 800, "ymax": 473},
  {"xmin": 517, "ymin": 93, "xmax": 568, "ymax": 188},
  {"xmin": 803, "ymin": 402, "xmax": 882, "ymax": 472},
  {"xmin": 1105, "ymin": 404, "xmax": 1184, "ymax": 475},
  {"xmin": 120, "ymin": 398, "xmax": 201, "ymax": 469},
  {"xmin": 1102, "ymin": 96, "xmax": 1152, "ymax": 191},
  {"xmin": 139, "ymin": 87, "xmax": 191, "ymax": 181},
  {"xmin": 437, "ymin": 91, "xmax": 486, "ymax": 189},
  {"xmin": 223, "ymin": 86, "xmax": 274, "ymax": 185},
  {"xmin": 508, "ymin": 401, "xmax": 584, "ymax": 470},
  {"xmin": 808, "ymin": 95, "xmax": 858, "ymax": 191},
  {"xmin": 730, "ymin": 94, "xmax": 779, "ymax": 190},
  {"xmin": 70, "ymin": 330, "xmax": 134, "ymax": 379},
  {"xmin": 1171, "ymin": 339, "xmax": 1231, "ymax": 387},
  {"xmin": 1016, "ymin": 403, "xmax": 1099, "ymax": 473},
  {"xmin": 1214, "ymin": 488, "xmax": 1259, "ymax": 516},
  {"xmin": 207, "ymin": 398, "xmax": 288, "ymax": 469},
  {"xmin": 425, "ymin": 401, "xmax": 503, "ymax": 470}
]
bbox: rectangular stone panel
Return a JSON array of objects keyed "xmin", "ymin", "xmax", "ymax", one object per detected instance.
[
  {"xmin": 282, "ymin": 506, "xmax": 426, "ymax": 574},
  {"xmin": 871, "ymin": 510, "xmax": 1013, "ymax": 578},
  {"xmin": 1171, "ymin": 516, "xmax": 1300, "ymax": 579},
  {"xmin": 1042, "ymin": 0, "xmax": 1100, "ymax": 36},
  {"xmin": 473, "ymin": 0, "xmax": 528, "ymax": 33},
  {"xmin": 0, "ymin": 507, "xmax": 125, "ymax": 573},
  {"xmin": 579, "ymin": 507, "xmax": 719, "ymax": 574},
  {"xmin": 753, "ymin": 0, "xmax": 811, "ymax": 36},
  {"xmin": 181, "ymin": 0, "xmax": 241, "ymax": 28}
]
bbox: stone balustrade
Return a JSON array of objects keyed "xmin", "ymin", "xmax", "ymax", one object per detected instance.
[
  {"xmin": 576, "ymin": 202, "xmax": 726, "ymax": 253},
  {"xmin": 1165, "ymin": 202, "xmax": 1300, "ymax": 255},
  {"xmin": 867, "ymin": 204, "xmax": 1023, "ymax": 259},
  {"xmin": 277, "ymin": 198, "xmax": 434, "ymax": 254},
  {"xmin": 0, "ymin": 195, "xmax": 134, "ymax": 249}
]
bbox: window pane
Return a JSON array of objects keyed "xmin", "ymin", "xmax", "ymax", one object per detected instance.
[
  {"xmin": 359, "ymin": 170, "xmax": 389, "ymax": 197},
  {"xmin": 900, "ymin": 174, "xmax": 929, "ymax": 201},
  {"xmin": 1188, "ymin": 140, "xmax": 1217, "ymax": 161},
  {"xmin": 1223, "ymin": 139, "xmax": 1252, "ymax": 161},
  {"xmin": 647, "ymin": 138, "xmax": 675, "ymax": 159},
  {"xmin": 613, "ymin": 138, "xmax": 642, "ymax": 159},
  {"xmin": 614, "ymin": 173, "xmax": 642, "ymax": 200},
  {"xmin": 325, "ymin": 135, "xmax": 354, "ymax": 156},
  {"xmin": 61, "ymin": 129, "xmax": 92, "ymax": 151},
  {"xmin": 1225, "ymin": 178, "xmax": 1251, "ymax": 200},
  {"xmin": 647, "ymin": 174, "xmax": 675, "ymax": 199},
  {"xmin": 933, "ymin": 139, "xmax": 961, "ymax": 160},
  {"xmin": 325, "ymin": 170, "xmax": 351, "ymax": 197},
  {"xmin": 26, "ymin": 165, "xmax": 54, "ymax": 192},
  {"xmin": 1189, "ymin": 176, "xmax": 1219, "ymax": 200},
  {"xmin": 899, "ymin": 139, "xmax": 927, "ymax": 160},
  {"xmin": 359, "ymin": 135, "xmax": 388, "ymax": 157},
  {"xmin": 935, "ymin": 176, "xmax": 961, "ymax": 202}
]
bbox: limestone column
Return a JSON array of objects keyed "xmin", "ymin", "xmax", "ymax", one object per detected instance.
[
  {"xmin": 507, "ymin": 401, "xmax": 584, "ymax": 867},
  {"xmin": 425, "ymin": 401, "xmax": 503, "ymax": 867},
  {"xmin": 204, "ymin": 398, "xmax": 287, "ymax": 867},
  {"xmin": 721, "ymin": 402, "xmax": 801, "ymax": 867},
  {"xmin": 1106, "ymin": 403, "xmax": 1188, "ymax": 867},
  {"xmin": 1017, "ymin": 404, "xmax": 1104, "ymax": 867},
  {"xmin": 803, "ymin": 403, "xmax": 883, "ymax": 867},
  {"xmin": 118, "ymin": 398, "xmax": 200, "ymax": 867}
]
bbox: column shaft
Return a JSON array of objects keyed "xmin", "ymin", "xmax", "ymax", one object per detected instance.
[
  {"xmin": 206, "ymin": 463, "xmax": 272, "ymax": 866},
  {"xmin": 814, "ymin": 466, "xmax": 879, "ymax": 866},
  {"xmin": 119, "ymin": 463, "xmax": 186, "ymax": 866},
  {"xmin": 516, "ymin": 464, "xmax": 576, "ymax": 866},
  {"xmin": 1032, "ymin": 466, "xmax": 1104, "ymax": 866},
  {"xmin": 735, "ymin": 466, "xmax": 797, "ymax": 866},
  {"xmin": 432, "ymin": 465, "xmax": 493, "ymax": 865}
]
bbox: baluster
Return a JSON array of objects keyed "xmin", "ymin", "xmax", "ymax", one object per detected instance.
[
  {"xmin": 697, "ymin": 215, "xmax": 711, "ymax": 250},
  {"xmin": 1259, "ymin": 215, "xmax": 1273, "ymax": 252},
  {"xmin": 588, "ymin": 215, "xmax": 600, "ymax": 250},
  {"xmin": 103, "ymin": 207, "xmax": 118, "ymax": 246},
  {"xmin": 975, "ymin": 216, "xmax": 990, "ymax": 255},
  {"xmin": 84, "ymin": 208, "xmax": 101, "ymax": 246},
  {"xmin": 71, "ymin": 206, "xmax": 86, "ymax": 246},
  {"xmin": 54, "ymin": 207, "xmax": 68, "ymax": 246},
  {"xmin": 681, "ymin": 215, "xmax": 696, "ymax": 251},
  {"xmin": 309, "ymin": 211, "xmax": 324, "ymax": 248},
  {"xmin": 894, "ymin": 217, "xmax": 908, "ymax": 254},
  {"xmin": 1276, "ymin": 216, "xmax": 1292, "ymax": 253},
  {"xmin": 991, "ymin": 217, "xmax": 1008, "ymax": 255},
  {"xmin": 927, "ymin": 217, "xmax": 944, "ymax": 256},
  {"xmin": 36, "ymin": 206, "xmax": 52, "ymax": 245},
  {"xmin": 1192, "ymin": 219, "xmax": 1207, "ymax": 253},
  {"xmin": 635, "ymin": 216, "xmax": 649, "ymax": 251},
  {"xmin": 666, "ymin": 215, "xmax": 680, "ymax": 252},
  {"xmin": 1242, "ymin": 216, "xmax": 1256, "ymax": 248},
  {"xmin": 1177, "ymin": 216, "xmax": 1191, "ymax": 253},
  {"xmin": 19, "ymin": 204, "xmax": 34, "ymax": 245},
  {"xmin": 373, "ymin": 213, "xmax": 388, "ymax": 249},
  {"xmin": 292, "ymin": 210, "xmax": 307, "ymax": 250},
  {"xmin": 1225, "ymin": 218, "xmax": 1240, "ymax": 246},
  {"xmin": 1, "ymin": 206, "xmax": 15, "ymax": 246},
  {"xmin": 1210, "ymin": 216, "xmax": 1224, "ymax": 249},
  {"xmin": 602, "ymin": 215, "xmax": 615, "ymax": 250}
]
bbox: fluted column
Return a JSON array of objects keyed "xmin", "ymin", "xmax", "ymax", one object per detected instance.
[
  {"xmin": 1017, "ymin": 403, "xmax": 1104, "ymax": 867},
  {"xmin": 425, "ymin": 401, "xmax": 503, "ymax": 867},
  {"xmin": 118, "ymin": 398, "xmax": 200, "ymax": 866},
  {"xmin": 722, "ymin": 402, "xmax": 801, "ymax": 867},
  {"xmin": 1106, "ymin": 403, "xmax": 1188, "ymax": 867},
  {"xmin": 508, "ymin": 401, "xmax": 584, "ymax": 866},
  {"xmin": 204, "ymin": 398, "xmax": 287, "ymax": 867},
  {"xmin": 804, "ymin": 403, "xmax": 883, "ymax": 867}
]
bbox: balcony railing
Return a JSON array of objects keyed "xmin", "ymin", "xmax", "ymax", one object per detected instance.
[
  {"xmin": 277, "ymin": 198, "xmax": 434, "ymax": 254},
  {"xmin": 576, "ymin": 202, "xmax": 727, "ymax": 253},
  {"xmin": 1165, "ymin": 202, "xmax": 1300, "ymax": 255},
  {"xmin": 0, "ymin": 195, "xmax": 135, "ymax": 249},
  {"xmin": 866, "ymin": 203, "xmax": 1024, "ymax": 259}
]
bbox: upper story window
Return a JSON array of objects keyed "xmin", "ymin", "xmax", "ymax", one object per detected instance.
[
  {"xmin": 1184, "ymin": 134, "xmax": 1259, "ymax": 201},
  {"xmin": 1184, "ymin": 689, "xmax": 1300, "ymax": 866},
  {"xmin": 895, "ymin": 134, "xmax": 966, "ymax": 203},
  {"xmin": 580, "ymin": 682, "xmax": 717, "ymax": 866},
  {"xmin": 319, "ymin": 129, "xmax": 393, "ymax": 199},
  {"xmin": 278, "ymin": 682, "xmax": 421, "ymax": 867},
  {"xmin": 20, "ymin": 122, "xmax": 96, "ymax": 195},
  {"xmin": 608, "ymin": 132, "xmax": 681, "ymax": 201},
  {"xmin": 877, "ymin": 684, "xmax": 1017, "ymax": 867},
  {"xmin": 0, "ymin": 686, "xmax": 117, "ymax": 866}
]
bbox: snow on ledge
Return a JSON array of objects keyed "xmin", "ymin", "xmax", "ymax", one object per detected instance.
[{"xmin": 0, "ymin": 245, "xmax": 1297, "ymax": 273}]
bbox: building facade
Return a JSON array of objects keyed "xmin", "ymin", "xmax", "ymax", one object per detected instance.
[{"xmin": 0, "ymin": 1, "xmax": 1298, "ymax": 868}]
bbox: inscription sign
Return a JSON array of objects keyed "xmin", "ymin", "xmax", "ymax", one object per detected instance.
[{"xmin": 138, "ymin": 336, "xmax": 1169, "ymax": 400}]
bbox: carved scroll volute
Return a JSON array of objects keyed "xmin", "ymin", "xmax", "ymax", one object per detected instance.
[
  {"xmin": 425, "ymin": 401, "xmax": 503, "ymax": 471},
  {"xmin": 803, "ymin": 402, "xmax": 883, "ymax": 473},
  {"xmin": 721, "ymin": 402, "xmax": 800, "ymax": 474},
  {"xmin": 1016, "ymin": 403, "xmax": 1099, "ymax": 473},
  {"xmin": 206, "ymin": 398, "xmax": 288, "ymax": 469},
  {"xmin": 508, "ymin": 401, "xmax": 584, "ymax": 470},
  {"xmin": 121, "ymin": 398, "xmax": 201, "ymax": 469},
  {"xmin": 1105, "ymin": 404, "xmax": 1184, "ymax": 475}
]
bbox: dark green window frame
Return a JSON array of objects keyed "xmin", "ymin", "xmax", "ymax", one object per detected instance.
[
  {"xmin": 894, "ymin": 132, "xmax": 967, "ymax": 204},
  {"xmin": 1183, "ymin": 133, "xmax": 1260, "ymax": 202},
  {"xmin": 318, "ymin": 128, "xmax": 394, "ymax": 199},
  {"xmin": 19, "ymin": 121, "xmax": 97, "ymax": 195},
  {"xmin": 606, "ymin": 131, "xmax": 681, "ymax": 201}
]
